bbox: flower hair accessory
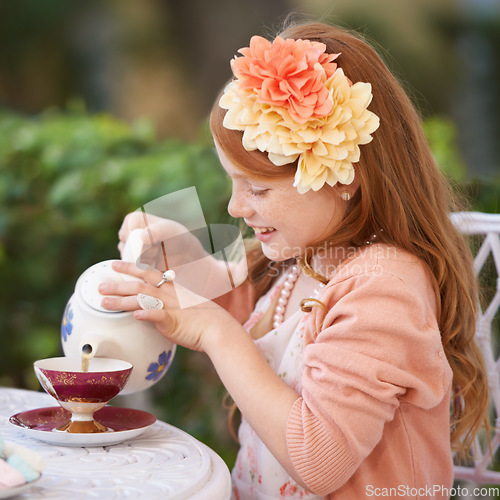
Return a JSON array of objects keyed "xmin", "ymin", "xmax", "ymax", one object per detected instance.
[{"xmin": 219, "ymin": 35, "xmax": 380, "ymax": 193}]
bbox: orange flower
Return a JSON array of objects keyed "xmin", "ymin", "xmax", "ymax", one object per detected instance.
[
  {"xmin": 231, "ymin": 36, "xmax": 339, "ymax": 124},
  {"xmin": 220, "ymin": 36, "xmax": 380, "ymax": 193}
]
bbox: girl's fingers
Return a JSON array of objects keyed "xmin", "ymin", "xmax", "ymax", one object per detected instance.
[
  {"xmin": 98, "ymin": 279, "xmax": 144, "ymax": 297},
  {"xmin": 118, "ymin": 212, "xmax": 175, "ymax": 245},
  {"xmin": 110, "ymin": 260, "xmax": 163, "ymax": 286},
  {"xmin": 100, "ymin": 262, "xmax": 178, "ymax": 311},
  {"xmin": 134, "ymin": 308, "xmax": 169, "ymax": 324},
  {"xmin": 144, "ymin": 219, "xmax": 185, "ymax": 245},
  {"xmin": 118, "ymin": 212, "xmax": 147, "ymax": 241},
  {"xmin": 101, "ymin": 295, "xmax": 142, "ymax": 312}
]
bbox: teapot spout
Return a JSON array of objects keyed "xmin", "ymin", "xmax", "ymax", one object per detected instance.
[
  {"xmin": 75, "ymin": 337, "xmax": 101, "ymax": 363},
  {"xmin": 76, "ymin": 336, "xmax": 117, "ymax": 361},
  {"xmin": 81, "ymin": 343, "xmax": 94, "ymax": 372},
  {"xmin": 82, "ymin": 343, "xmax": 94, "ymax": 356},
  {"xmin": 78, "ymin": 338, "xmax": 100, "ymax": 355}
]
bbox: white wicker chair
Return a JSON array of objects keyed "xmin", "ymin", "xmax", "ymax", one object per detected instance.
[{"xmin": 450, "ymin": 211, "xmax": 500, "ymax": 485}]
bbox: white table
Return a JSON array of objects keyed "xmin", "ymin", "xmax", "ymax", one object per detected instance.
[{"xmin": 0, "ymin": 387, "xmax": 232, "ymax": 499}]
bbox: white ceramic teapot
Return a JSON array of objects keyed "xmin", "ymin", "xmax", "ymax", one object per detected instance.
[{"xmin": 61, "ymin": 230, "xmax": 176, "ymax": 394}]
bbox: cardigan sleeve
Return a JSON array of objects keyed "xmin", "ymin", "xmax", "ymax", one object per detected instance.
[{"xmin": 286, "ymin": 264, "xmax": 450, "ymax": 495}]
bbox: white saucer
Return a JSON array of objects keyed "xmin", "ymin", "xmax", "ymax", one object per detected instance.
[
  {"xmin": 0, "ymin": 476, "xmax": 41, "ymax": 499},
  {"xmin": 9, "ymin": 406, "xmax": 156, "ymax": 447}
]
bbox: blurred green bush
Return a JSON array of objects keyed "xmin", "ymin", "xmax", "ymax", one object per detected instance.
[
  {"xmin": 0, "ymin": 106, "xmax": 498, "ymax": 467},
  {"xmin": 423, "ymin": 116, "xmax": 500, "ymax": 212}
]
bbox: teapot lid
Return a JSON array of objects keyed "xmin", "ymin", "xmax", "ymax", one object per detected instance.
[
  {"xmin": 77, "ymin": 260, "xmax": 127, "ymax": 313},
  {"xmin": 77, "ymin": 230, "xmax": 145, "ymax": 313}
]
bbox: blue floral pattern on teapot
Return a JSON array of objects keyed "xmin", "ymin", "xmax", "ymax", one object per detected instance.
[
  {"xmin": 146, "ymin": 350, "xmax": 173, "ymax": 382},
  {"xmin": 61, "ymin": 304, "xmax": 74, "ymax": 342}
]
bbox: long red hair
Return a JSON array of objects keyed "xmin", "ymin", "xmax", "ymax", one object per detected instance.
[{"xmin": 210, "ymin": 21, "xmax": 488, "ymax": 458}]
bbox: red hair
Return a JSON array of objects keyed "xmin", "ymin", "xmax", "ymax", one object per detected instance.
[{"xmin": 210, "ymin": 21, "xmax": 488, "ymax": 457}]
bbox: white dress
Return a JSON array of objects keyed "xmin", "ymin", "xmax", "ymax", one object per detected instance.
[{"xmin": 231, "ymin": 271, "xmax": 323, "ymax": 500}]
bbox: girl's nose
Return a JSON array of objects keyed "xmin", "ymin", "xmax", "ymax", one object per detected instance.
[{"xmin": 228, "ymin": 189, "xmax": 253, "ymax": 219}]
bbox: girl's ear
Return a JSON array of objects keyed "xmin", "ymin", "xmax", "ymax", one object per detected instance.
[{"xmin": 334, "ymin": 169, "xmax": 361, "ymax": 201}]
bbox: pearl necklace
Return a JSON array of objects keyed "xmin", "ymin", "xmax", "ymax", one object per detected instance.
[
  {"xmin": 272, "ymin": 264, "xmax": 325, "ymax": 329},
  {"xmin": 272, "ymin": 265, "xmax": 300, "ymax": 328},
  {"xmin": 272, "ymin": 238, "xmax": 380, "ymax": 329}
]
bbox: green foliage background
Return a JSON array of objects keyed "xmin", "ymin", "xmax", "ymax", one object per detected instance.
[{"xmin": 0, "ymin": 107, "xmax": 498, "ymax": 467}]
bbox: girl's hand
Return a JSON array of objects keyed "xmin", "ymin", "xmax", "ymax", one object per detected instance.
[
  {"xmin": 118, "ymin": 212, "xmax": 208, "ymax": 271},
  {"xmin": 100, "ymin": 261, "xmax": 304, "ymax": 488},
  {"xmin": 98, "ymin": 260, "xmax": 238, "ymax": 352}
]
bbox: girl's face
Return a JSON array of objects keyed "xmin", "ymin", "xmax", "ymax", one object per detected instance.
[{"xmin": 216, "ymin": 144, "xmax": 347, "ymax": 261}]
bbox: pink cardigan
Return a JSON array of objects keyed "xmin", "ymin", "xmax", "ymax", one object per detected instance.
[
  {"xmin": 221, "ymin": 244, "xmax": 454, "ymax": 498},
  {"xmin": 286, "ymin": 244, "xmax": 454, "ymax": 498}
]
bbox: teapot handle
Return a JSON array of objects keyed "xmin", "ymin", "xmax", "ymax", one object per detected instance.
[{"xmin": 121, "ymin": 228, "xmax": 145, "ymax": 263}]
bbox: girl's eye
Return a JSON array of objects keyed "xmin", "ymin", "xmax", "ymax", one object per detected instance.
[{"xmin": 250, "ymin": 187, "xmax": 269, "ymax": 196}]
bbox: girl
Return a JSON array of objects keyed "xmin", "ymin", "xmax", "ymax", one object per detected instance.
[{"xmin": 100, "ymin": 21, "xmax": 489, "ymax": 499}]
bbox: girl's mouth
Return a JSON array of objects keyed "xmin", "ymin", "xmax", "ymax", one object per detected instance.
[
  {"xmin": 253, "ymin": 226, "xmax": 276, "ymax": 242},
  {"xmin": 253, "ymin": 227, "xmax": 275, "ymax": 234}
]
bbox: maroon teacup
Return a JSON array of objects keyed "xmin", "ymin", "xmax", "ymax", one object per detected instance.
[{"xmin": 34, "ymin": 357, "xmax": 132, "ymax": 433}]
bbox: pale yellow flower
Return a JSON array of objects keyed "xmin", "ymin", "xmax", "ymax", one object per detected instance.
[{"xmin": 220, "ymin": 64, "xmax": 380, "ymax": 194}]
